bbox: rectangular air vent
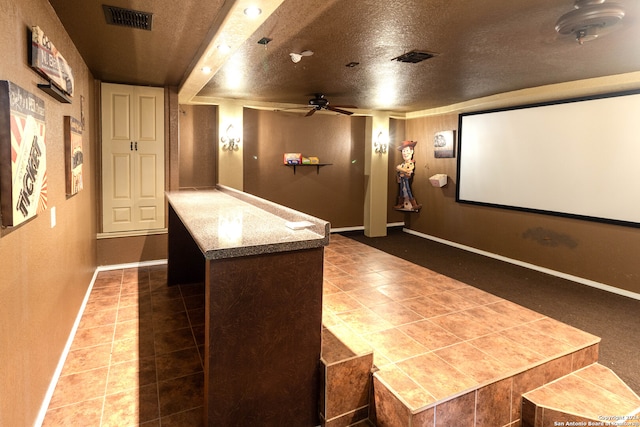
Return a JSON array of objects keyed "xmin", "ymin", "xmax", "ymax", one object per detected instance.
[
  {"xmin": 391, "ymin": 50, "xmax": 437, "ymax": 63},
  {"xmin": 103, "ymin": 5, "xmax": 153, "ymax": 31}
]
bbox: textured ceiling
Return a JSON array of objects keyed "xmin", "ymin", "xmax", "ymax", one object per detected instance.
[{"xmin": 49, "ymin": 0, "xmax": 640, "ymax": 113}]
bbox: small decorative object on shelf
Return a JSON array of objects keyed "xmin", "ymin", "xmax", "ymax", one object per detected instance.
[
  {"xmin": 283, "ymin": 153, "xmax": 328, "ymax": 173},
  {"xmin": 284, "ymin": 152, "xmax": 303, "ymax": 164}
]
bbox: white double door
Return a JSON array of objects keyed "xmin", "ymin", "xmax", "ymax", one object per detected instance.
[{"xmin": 101, "ymin": 83, "xmax": 165, "ymax": 233}]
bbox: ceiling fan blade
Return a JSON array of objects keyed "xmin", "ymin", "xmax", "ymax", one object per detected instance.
[
  {"xmin": 277, "ymin": 106, "xmax": 312, "ymax": 112},
  {"xmin": 305, "ymin": 108, "xmax": 317, "ymax": 117},
  {"xmin": 327, "ymin": 106, "xmax": 354, "ymax": 115},
  {"xmin": 275, "ymin": 110, "xmax": 309, "ymax": 117},
  {"xmin": 333, "ymin": 105, "xmax": 358, "ymax": 109}
]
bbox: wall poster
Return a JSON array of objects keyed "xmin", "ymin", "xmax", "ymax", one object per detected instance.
[
  {"xmin": 64, "ymin": 116, "xmax": 83, "ymax": 196},
  {"xmin": 30, "ymin": 25, "xmax": 75, "ymax": 97},
  {"xmin": 433, "ymin": 130, "xmax": 455, "ymax": 158},
  {"xmin": 0, "ymin": 81, "xmax": 47, "ymax": 227}
]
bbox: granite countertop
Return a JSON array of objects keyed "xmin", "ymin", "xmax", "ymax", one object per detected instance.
[{"xmin": 166, "ymin": 185, "xmax": 331, "ymax": 260}]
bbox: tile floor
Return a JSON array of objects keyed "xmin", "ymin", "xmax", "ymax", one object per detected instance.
[
  {"xmin": 44, "ymin": 234, "xmax": 602, "ymax": 426},
  {"xmin": 522, "ymin": 363, "xmax": 640, "ymax": 426},
  {"xmin": 43, "ymin": 266, "xmax": 206, "ymax": 426},
  {"xmin": 323, "ymin": 235, "xmax": 599, "ymax": 371},
  {"xmin": 322, "ymin": 235, "xmax": 603, "ymax": 426}
]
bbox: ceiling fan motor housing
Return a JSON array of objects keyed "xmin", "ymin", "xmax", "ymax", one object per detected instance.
[{"xmin": 309, "ymin": 94, "xmax": 329, "ymax": 108}]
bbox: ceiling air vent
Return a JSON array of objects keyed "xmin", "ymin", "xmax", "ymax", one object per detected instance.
[
  {"xmin": 391, "ymin": 50, "xmax": 437, "ymax": 63},
  {"xmin": 103, "ymin": 5, "xmax": 153, "ymax": 31}
]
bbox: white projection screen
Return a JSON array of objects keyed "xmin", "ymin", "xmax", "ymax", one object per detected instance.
[{"xmin": 456, "ymin": 90, "xmax": 640, "ymax": 227}]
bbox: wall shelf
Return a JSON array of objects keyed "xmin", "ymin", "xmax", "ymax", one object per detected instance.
[
  {"xmin": 284, "ymin": 163, "xmax": 332, "ymax": 174},
  {"xmin": 37, "ymin": 83, "xmax": 71, "ymax": 103}
]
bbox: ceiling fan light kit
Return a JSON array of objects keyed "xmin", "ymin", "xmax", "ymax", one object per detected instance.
[{"xmin": 555, "ymin": 0, "xmax": 625, "ymax": 44}]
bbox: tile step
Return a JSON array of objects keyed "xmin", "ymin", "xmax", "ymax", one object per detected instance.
[{"xmin": 522, "ymin": 363, "xmax": 640, "ymax": 427}]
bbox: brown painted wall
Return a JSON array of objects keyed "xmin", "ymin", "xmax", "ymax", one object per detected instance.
[
  {"xmin": 179, "ymin": 104, "xmax": 217, "ymax": 188},
  {"xmin": 97, "ymin": 234, "xmax": 167, "ymax": 265},
  {"xmin": 243, "ymin": 109, "xmax": 366, "ymax": 228},
  {"xmin": 403, "ymin": 114, "xmax": 640, "ymax": 295},
  {"xmin": 0, "ymin": 1, "xmax": 98, "ymax": 425}
]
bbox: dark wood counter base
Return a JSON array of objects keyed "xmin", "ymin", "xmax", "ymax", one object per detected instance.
[{"xmin": 204, "ymin": 248, "xmax": 323, "ymax": 426}]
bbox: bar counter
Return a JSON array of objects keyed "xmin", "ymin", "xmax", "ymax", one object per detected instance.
[{"xmin": 166, "ymin": 185, "xmax": 330, "ymax": 426}]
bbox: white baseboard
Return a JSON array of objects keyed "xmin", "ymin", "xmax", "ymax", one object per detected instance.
[
  {"xmin": 97, "ymin": 259, "xmax": 168, "ymax": 271},
  {"xmin": 35, "ymin": 269, "xmax": 100, "ymax": 427},
  {"xmin": 330, "ymin": 222, "xmax": 405, "ymax": 234},
  {"xmin": 403, "ymin": 228, "xmax": 640, "ymax": 302},
  {"xmin": 35, "ymin": 259, "xmax": 170, "ymax": 426},
  {"xmin": 331, "ymin": 226, "xmax": 364, "ymax": 233}
]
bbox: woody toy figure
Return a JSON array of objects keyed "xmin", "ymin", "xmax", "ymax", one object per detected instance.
[{"xmin": 394, "ymin": 140, "xmax": 422, "ymax": 211}]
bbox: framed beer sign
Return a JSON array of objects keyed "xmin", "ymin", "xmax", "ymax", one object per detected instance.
[
  {"xmin": 30, "ymin": 26, "xmax": 74, "ymax": 98},
  {"xmin": 0, "ymin": 81, "xmax": 48, "ymax": 228}
]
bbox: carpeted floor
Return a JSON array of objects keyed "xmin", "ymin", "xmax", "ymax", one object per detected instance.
[{"xmin": 341, "ymin": 228, "xmax": 640, "ymax": 395}]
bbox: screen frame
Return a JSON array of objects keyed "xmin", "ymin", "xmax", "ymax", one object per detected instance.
[{"xmin": 456, "ymin": 89, "xmax": 640, "ymax": 228}]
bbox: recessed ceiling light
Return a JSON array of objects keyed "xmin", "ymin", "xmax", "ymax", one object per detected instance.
[
  {"xmin": 244, "ymin": 6, "xmax": 262, "ymax": 18},
  {"xmin": 201, "ymin": 66, "xmax": 212, "ymax": 74}
]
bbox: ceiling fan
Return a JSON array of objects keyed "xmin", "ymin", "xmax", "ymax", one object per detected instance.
[{"xmin": 304, "ymin": 93, "xmax": 356, "ymax": 117}]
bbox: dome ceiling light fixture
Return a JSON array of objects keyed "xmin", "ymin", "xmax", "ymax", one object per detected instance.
[{"xmin": 555, "ymin": 0, "xmax": 625, "ymax": 44}]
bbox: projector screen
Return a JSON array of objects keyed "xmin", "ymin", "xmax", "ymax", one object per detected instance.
[{"xmin": 456, "ymin": 90, "xmax": 640, "ymax": 227}]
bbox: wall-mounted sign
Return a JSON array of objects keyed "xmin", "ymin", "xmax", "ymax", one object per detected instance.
[
  {"xmin": 30, "ymin": 26, "xmax": 74, "ymax": 97},
  {"xmin": 64, "ymin": 116, "xmax": 83, "ymax": 196},
  {"xmin": 0, "ymin": 81, "xmax": 47, "ymax": 227},
  {"xmin": 433, "ymin": 130, "xmax": 455, "ymax": 158}
]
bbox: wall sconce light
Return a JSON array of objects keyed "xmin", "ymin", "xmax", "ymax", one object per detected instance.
[
  {"xmin": 220, "ymin": 124, "xmax": 240, "ymax": 151},
  {"xmin": 243, "ymin": 6, "xmax": 262, "ymax": 18},
  {"xmin": 374, "ymin": 131, "xmax": 388, "ymax": 154}
]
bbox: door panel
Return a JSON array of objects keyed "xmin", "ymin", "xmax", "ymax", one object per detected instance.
[
  {"xmin": 138, "ymin": 206, "xmax": 157, "ymax": 222},
  {"xmin": 138, "ymin": 154, "xmax": 157, "ymax": 199},
  {"xmin": 137, "ymin": 95, "xmax": 158, "ymax": 141},
  {"xmin": 112, "ymin": 207, "xmax": 131, "ymax": 224},
  {"xmin": 112, "ymin": 153, "xmax": 132, "ymax": 199},
  {"xmin": 111, "ymin": 93, "xmax": 131, "ymax": 140}
]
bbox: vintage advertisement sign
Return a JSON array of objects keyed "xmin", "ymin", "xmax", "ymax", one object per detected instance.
[
  {"xmin": 0, "ymin": 81, "xmax": 47, "ymax": 227},
  {"xmin": 31, "ymin": 25, "xmax": 74, "ymax": 97},
  {"xmin": 64, "ymin": 116, "xmax": 83, "ymax": 196}
]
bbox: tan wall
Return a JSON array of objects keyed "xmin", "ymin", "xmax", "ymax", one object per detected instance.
[
  {"xmin": 0, "ymin": 1, "xmax": 98, "ymax": 425},
  {"xmin": 243, "ymin": 109, "xmax": 366, "ymax": 228},
  {"xmin": 403, "ymin": 113, "xmax": 640, "ymax": 295}
]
